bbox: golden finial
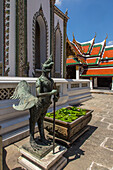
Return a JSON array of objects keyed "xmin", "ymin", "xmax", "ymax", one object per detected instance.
[
  {"xmin": 65, "ymin": 9, "xmax": 68, "ymax": 16},
  {"xmin": 105, "ymin": 33, "xmax": 108, "ymax": 40},
  {"xmin": 72, "ymin": 32, "xmax": 76, "ymax": 43},
  {"xmin": 94, "ymin": 32, "xmax": 96, "ymax": 39}
]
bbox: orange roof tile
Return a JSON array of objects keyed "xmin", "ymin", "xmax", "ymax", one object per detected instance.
[
  {"xmin": 90, "ymin": 46, "xmax": 102, "ymax": 56},
  {"xmin": 100, "ymin": 60, "xmax": 113, "ymax": 66},
  {"xmin": 66, "ymin": 58, "xmax": 80, "ymax": 66},
  {"xmin": 102, "ymin": 47, "xmax": 113, "ymax": 59},
  {"xmin": 81, "ymin": 68, "xmax": 113, "ymax": 76},
  {"xmin": 82, "ymin": 45, "xmax": 90, "ymax": 53},
  {"xmin": 86, "ymin": 58, "xmax": 99, "ymax": 65}
]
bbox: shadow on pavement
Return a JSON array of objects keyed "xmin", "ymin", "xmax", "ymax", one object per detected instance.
[
  {"xmin": 63, "ymin": 125, "xmax": 98, "ymax": 164},
  {"xmin": 3, "ymin": 148, "xmax": 23, "ymax": 170}
]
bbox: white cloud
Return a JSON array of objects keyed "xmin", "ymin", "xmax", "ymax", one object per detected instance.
[
  {"xmin": 55, "ymin": 0, "xmax": 62, "ymax": 6},
  {"xmin": 107, "ymin": 41, "xmax": 113, "ymax": 46}
]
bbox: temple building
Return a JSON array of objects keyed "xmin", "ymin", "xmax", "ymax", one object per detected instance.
[
  {"xmin": 66, "ymin": 34, "xmax": 113, "ymax": 90},
  {"xmin": 0, "ymin": 0, "xmax": 68, "ymax": 78}
]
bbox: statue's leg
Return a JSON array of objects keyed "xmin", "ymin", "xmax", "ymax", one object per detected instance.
[
  {"xmin": 37, "ymin": 111, "xmax": 50, "ymax": 144},
  {"xmin": 29, "ymin": 117, "xmax": 35, "ymax": 144},
  {"xmin": 29, "ymin": 108, "xmax": 42, "ymax": 150},
  {"xmin": 38, "ymin": 116, "xmax": 45, "ymax": 141}
]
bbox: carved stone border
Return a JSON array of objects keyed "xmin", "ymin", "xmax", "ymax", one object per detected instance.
[
  {"xmin": 54, "ymin": 22, "xmax": 62, "ymax": 78},
  {"xmin": 32, "ymin": 5, "xmax": 48, "ymax": 71},
  {"xmin": 4, "ymin": 0, "xmax": 10, "ymax": 74},
  {"xmin": 16, "ymin": 0, "xmax": 27, "ymax": 77}
]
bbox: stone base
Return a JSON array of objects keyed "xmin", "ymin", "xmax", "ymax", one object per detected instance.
[
  {"xmin": 22, "ymin": 140, "xmax": 56, "ymax": 159},
  {"xmin": 18, "ymin": 145, "xmax": 67, "ymax": 170}
]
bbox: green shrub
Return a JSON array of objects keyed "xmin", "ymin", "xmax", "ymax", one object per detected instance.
[{"xmin": 46, "ymin": 106, "xmax": 86, "ymax": 123}]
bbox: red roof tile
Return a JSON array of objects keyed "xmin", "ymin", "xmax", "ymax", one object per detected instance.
[
  {"xmin": 81, "ymin": 68, "xmax": 113, "ymax": 76},
  {"xmin": 102, "ymin": 47, "xmax": 113, "ymax": 59},
  {"xmin": 100, "ymin": 60, "xmax": 113, "ymax": 66},
  {"xmin": 82, "ymin": 45, "xmax": 90, "ymax": 53},
  {"xmin": 66, "ymin": 58, "xmax": 80, "ymax": 66},
  {"xmin": 86, "ymin": 58, "xmax": 99, "ymax": 65},
  {"xmin": 90, "ymin": 46, "xmax": 102, "ymax": 56}
]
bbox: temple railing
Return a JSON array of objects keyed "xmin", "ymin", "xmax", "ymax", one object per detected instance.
[{"xmin": 0, "ymin": 77, "xmax": 92, "ymax": 146}]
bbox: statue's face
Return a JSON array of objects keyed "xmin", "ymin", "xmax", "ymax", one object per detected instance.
[{"xmin": 42, "ymin": 62, "xmax": 54, "ymax": 73}]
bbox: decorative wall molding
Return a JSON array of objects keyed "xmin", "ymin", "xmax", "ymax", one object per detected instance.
[
  {"xmin": 16, "ymin": 0, "xmax": 27, "ymax": 77},
  {"xmin": 0, "ymin": 88, "xmax": 15, "ymax": 100},
  {"xmin": 4, "ymin": 0, "xmax": 11, "ymax": 73},
  {"xmin": 54, "ymin": 21, "xmax": 62, "ymax": 78},
  {"xmin": 32, "ymin": 5, "xmax": 48, "ymax": 73}
]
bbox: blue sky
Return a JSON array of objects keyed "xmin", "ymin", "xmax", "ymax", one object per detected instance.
[{"xmin": 55, "ymin": 0, "xmax": 113, "ymax": 46}]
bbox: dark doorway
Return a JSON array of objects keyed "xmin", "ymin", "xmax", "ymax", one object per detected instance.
[
  {"xmin": 66, "ymin": 66, "xmax": 76, "ymax": 79},
  {"xmin": 35, "ymin": 21, "xmax": 40, "ymax": 69},
  {"xmin": 97, "ymin": 77, "xmax": 112, "ymax": 89}
]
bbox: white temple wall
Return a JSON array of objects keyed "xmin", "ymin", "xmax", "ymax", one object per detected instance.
[
  {"xmin": 8, "ymin": 0, "xmax": 16, "ymax": 76},
  {"xmin": 27, "ymin": 0, "xmax": 50, "ymax": 77},
  {"xmin": 0, "ymin": 0, "xmax": 3, "ymax": 63},
  {"xmin": 54, "ymin": 13, "xmax": 64, "ymax": 77}
]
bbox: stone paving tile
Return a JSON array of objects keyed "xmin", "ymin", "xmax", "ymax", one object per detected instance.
[
  {"xmin": 101, "ymin": 137, "xmax": 113, "ymax": 151},
  {"xmin": 3, "ymin": 144, "xmax": 23, "ymax": 170},
  {"xmin": 102, "ymin": 117, "xmax": 113, "ymax": 124},
  {"xmin": 3, "ymin": 93, "xmax": 113, "ymax": 169},
  {"xmin": 64, "ymin": 93, "xmax": 113, "ymax": 170},
  {"xmin": 88, "ymin": 162, "xmax": 111, "ymax": 170},
  {"xmin": 108, "ymin": 124, "xmax": 113, "ymax": 130}
]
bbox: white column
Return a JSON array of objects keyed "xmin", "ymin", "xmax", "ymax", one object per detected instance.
[
  {"xmin": 111, "ymin": 77, "xmax": 113, "ymax": 90},
  {"xmin": 76, "ymin": 65, "xmax": 79, "ymax": 79},
  {"xmin": 94, "ymin": 77, "xmax": 97, "ymax": 88},
  {"xmin": 90, "ymin": 77, "xmax": 93, "ymax": 90}
]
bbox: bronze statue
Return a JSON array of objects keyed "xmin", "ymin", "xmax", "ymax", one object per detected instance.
[{"xmin": 11, "ymin": 55, "xmax": 59, "ymax": 151}]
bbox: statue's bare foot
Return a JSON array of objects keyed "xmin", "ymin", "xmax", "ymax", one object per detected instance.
[
  {"xmin": 40, "ymin": 138, "xmax": 51, "ymax": 145},
  {"xmin": 30, "ymin": 140, "xmax": 42, "ymax": 151}
]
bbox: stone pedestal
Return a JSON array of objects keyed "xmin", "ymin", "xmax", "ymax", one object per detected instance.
[{"xmin": 18, "ymin": 144, "xmax": 67, "ymax": 170}]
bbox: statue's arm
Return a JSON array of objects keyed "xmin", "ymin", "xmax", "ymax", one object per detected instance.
[
  {"xmin": 36, "ymin": 88, "xmax": 57, "ymax": 97},
  {"xmin": 53, "ymin": 82, "xmax": 60, "ymax": 102},
  {"xmin": 36, "ymin": 78, "xmax": 57, "ymax": 97}
]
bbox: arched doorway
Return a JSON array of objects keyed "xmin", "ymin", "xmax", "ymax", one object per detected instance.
[
  {"xmin": 35, "ymin": 16, "xmax": 47, "ymax": 73},
  {"xmin": 32, "ymin": 6, "xmax": 48, "ymax": 77},
  {"xmin": 54, "ymin": 23, "xmax": 62, "ymax": 78}
]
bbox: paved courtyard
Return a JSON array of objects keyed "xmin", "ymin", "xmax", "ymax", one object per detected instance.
[{"xmin": 3, "ymin": 93, "xmax": 113, "ymax": 169}]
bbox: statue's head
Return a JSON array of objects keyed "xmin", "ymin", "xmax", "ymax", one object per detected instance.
[{"xmin": 42, "ymin": 54, "xmax": 54, "ymax": 73}]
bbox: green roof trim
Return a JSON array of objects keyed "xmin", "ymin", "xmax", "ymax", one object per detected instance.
[
  {"xmin": 81, "ymin": 74, "xmax": 113, "ymax": 77},
  {"xmin": 66, "ymin": 63, "xmax": 80, "ymax": 66},
  {"xmin": 105, "ymin": 47, "xmax": 113, "ymax": 51},
  {"xmin": 102, "ymin": 57, "xmax": 113, "ymax": 60},
  {"xmin": 100, "ymin": 64, "xmax": 113, "ymax": 67}
]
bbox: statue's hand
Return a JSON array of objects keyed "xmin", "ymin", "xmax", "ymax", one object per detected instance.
[{"xmin": 51, "ymin": 89, "xmax": 57, "ymax": 95}]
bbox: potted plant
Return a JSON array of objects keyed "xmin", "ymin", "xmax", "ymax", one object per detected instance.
[{"xmin": 44, "ymin": 106, "xmax": 93, "ymax": 144}]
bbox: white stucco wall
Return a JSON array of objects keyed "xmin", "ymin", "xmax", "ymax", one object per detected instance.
[
  {"xmin": 8, "ymin": 0, "xmax": 16, "ymax": 76},
  {"xmin": 27, "ymin": 0, "xmax": 50, "ymax": 77},
  {"xmin": 54, "ymin": 13, "xmax": 64, "ymax": 77},
  {"xmin": 0, "ymin": 0, "xmax": 3, "ymax": 63}
]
